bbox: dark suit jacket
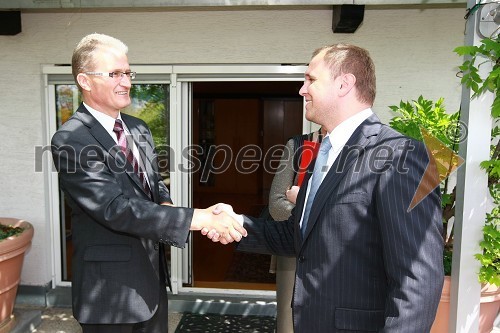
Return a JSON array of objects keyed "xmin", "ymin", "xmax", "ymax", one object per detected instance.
[
  {"xmin": 51, "ymin": 104, "xmax": 193, "ymax": 324},
  {"xmin": 238, "ymin": 114, "xmax": 444, "ymax": 332}
]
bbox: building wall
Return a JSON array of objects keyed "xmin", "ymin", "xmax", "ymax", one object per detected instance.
[{"xmin": 0, "ymin": 5, "xmax": 465, "ymax": 286}]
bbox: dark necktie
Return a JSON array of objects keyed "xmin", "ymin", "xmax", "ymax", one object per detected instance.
[
  {"xmin": 301, "ymin": 137, "xmax": 332, "ymax": 236},
  {"xmin": 113, "ymin": 119, "xmax": 152, "ymax": 199}
]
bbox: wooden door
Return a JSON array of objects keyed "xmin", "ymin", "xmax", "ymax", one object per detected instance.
[{"xmin": 191, "ymin": 83, "xmax": 303, "ymax": 290}]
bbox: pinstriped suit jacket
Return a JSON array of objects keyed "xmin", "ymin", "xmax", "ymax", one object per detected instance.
[
  {"xmin": 238, "ymin": 114, "xmax": 444, "ymax": 332},
  {"xmin": 51, "ymin": 104, "xmax": 193, "ymax": 324}
]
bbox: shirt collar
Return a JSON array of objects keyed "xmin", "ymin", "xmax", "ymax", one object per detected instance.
[
  {"xmin": 84, "ymin": 102, "xmax": 124, "ymax": 139},
  {"xmin": 326, "ymin": 108, "xmax": 373, "ymax": 152}
]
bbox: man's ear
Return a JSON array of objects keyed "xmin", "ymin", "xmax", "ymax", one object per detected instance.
[
  {"xmin": 77, "ymin": 73, "xmax": 92, "ymax": 92},
  {"xmin": 338, "ymin": 73, "xmax": 356, "ymax": 97}
]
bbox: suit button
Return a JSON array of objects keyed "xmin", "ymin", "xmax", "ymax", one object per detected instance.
[
  {"xmin": 154, "ymin": 242, "xmax": 159, "ymax": 251},
  {"xmin": 298, "ymin": 256, "xmax": 305, "ymax": 263}
]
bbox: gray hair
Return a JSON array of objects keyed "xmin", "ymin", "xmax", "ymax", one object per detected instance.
[{"xmin": 71, "ymin": 33, "xmax": 128, "ymax": 90}]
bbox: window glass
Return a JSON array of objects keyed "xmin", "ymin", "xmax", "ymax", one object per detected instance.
[{"xmin": 55, "ymin": 83, "xmax": 170, "ymax": 281}]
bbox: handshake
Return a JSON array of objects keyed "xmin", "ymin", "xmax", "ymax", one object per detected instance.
[{"xmin": 190, "ymin": 203, "xmax": 247, "ymax": 245}]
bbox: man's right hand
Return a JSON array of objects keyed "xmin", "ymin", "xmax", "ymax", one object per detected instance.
[
  {"xmin": 203, "ymin": 203, "xmax": 245, "ymax": 244},
  {"xmin": 191, "ymin": 205, "xmax": 247, "ymax": 244}
]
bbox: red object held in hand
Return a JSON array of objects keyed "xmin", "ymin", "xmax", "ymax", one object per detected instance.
[{"xmin": 297, "ymin": 140, "xmax": 320, "ymax": 187}]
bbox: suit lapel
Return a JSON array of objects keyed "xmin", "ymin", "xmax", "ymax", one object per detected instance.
[
  {"xmin": 300, "ymin": 114, "xmax": 382, "ymax": 241},
  {"xmin": 75, "ymin": 105, "xmax": 116, "ymax": 152},
  {"xmin": 75, "ymin": 105, "xmax": 155, "ymax": 201}
]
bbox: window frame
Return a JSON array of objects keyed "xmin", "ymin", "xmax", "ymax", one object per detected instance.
[{"xmin": 43, "ymin": 64, "xmax": 309, "ymax": 296}]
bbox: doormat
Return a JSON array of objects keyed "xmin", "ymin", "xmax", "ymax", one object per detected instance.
[{"xmin": 174, "ymin": 313, "xmax": 276, "ymax": 333}]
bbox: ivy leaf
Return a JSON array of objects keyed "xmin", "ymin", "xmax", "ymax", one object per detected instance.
[
  {"xmin": 454, "ymin": 45, "xmax": 479, "ymax": 56},
  {"xmin": 491, "ymin": 97, "xmax": 500, "ymax": 118}
]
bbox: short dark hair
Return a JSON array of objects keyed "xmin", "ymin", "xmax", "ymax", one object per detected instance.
[{"xmin": 312, "ymin": 44, "xmax": 376, "ymax": 105}]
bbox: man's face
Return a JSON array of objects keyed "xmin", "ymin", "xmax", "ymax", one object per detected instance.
[
  {"xmin": 84, "ymin": 46, "xmax": 132, "ymax": 116},
  {"xmin": 299, "ymin": 51, "xmax": 339, "ymax": 125}
]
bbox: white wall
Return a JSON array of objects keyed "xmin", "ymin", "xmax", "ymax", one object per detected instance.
[{"xmin": 0, "ymin": 5, "xmax": 465, "ymax": 286}]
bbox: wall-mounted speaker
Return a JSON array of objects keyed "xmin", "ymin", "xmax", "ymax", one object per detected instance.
[
  {"xmin": 332, "ymin": 5, "xmax": 364, "ymax": 34},
  {"xmin": 0, "ymin": 11, "xmax": 21, "ymax": 36}
]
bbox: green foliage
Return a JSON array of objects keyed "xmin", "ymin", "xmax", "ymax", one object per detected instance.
[
  {"xmin": 389, "ymin": 96, "xmax": 459, "ymax": 276},
  {"xmin": 0, "ymin": 224, "xmax": 23, "ymax": 241},
  {"xmin": 443, "ymin": 248, "xmax": 453, "ymax": 278},
  {"xmin": 122, "ymin": 84, "xmax": 170, "ymax": 181},
  {"xmin": 477, "ymin": 129, "xmax": 500, "ymax": 286},
  {"xmin": 389, "ymin": 96, "xmax": 460, "ymax": 151},
  {"xmin": 123, "ymin": 84, "xmax": 169, "ymax": 148},
  {"xmin": 475, "ymin": 206, "xmax": 500, "ymax": 286},
  {"xmin": 481, "ymin": 159, "xmax": 500, "ymax": 183},
  {"xmin": 455, "ymin": 36, "xmax": 500, "ymax": 285},
  {"xmin": 131, "ymin": 84, "xmax": 165, "ymax": 103},
  {"xmin": 454, "ymin": 36, "xmax": 500, "ymax": 117},
  {"xmin": 137, "ymin": 102, "xmax": 168, "ymax": 146}
]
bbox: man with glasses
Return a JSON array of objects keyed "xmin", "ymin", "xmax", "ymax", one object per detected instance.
[{"xmin": 51, "ymin": 33, "xmax": 246, "ymax": 333}]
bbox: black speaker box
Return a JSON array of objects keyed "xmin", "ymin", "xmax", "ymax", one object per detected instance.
[
  {"xmin": 332, "ymin": 5, "xmax": 364, "ymax": 34},
  {"xmin": 0, "ymin": 11, "xmax": 21, "ymax": 35}
]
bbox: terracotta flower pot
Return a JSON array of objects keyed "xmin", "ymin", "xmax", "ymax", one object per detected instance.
[
  {"xmin": 0, "ymin": 218, "xmax": 34, "ymax": 333},
  {"xmin": 431, "ymin": 276, "xmax": 500, "ymax": 333},
  {"xmin": 479, "ymin": 282, "xmax": 500, "ymax": 333},
  {"xmin": 431, "ymin": 276, "xmax": 451, "ymax": 333}
]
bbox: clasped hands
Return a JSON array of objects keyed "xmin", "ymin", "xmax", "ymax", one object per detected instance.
[{"xmin": 191, "ymin": 203, "xmax": 246, "ymax": 245}]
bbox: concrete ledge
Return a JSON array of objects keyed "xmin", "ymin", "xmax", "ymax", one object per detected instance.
[
  {"xmin": 169, "ymin": 293, "xmax": 276, "ymax": 317},
  {"xmin": 46, "ymin": 286, "xmax": 72, "ymax": 307},
  {"xmin": 16, "ymin": 286, "xmax": 276, "ymax": 316},
  {"xmin": 14, "ymin": 283, "xmax": 51, "ymax": 307},
  {"xmin": 17, "ymin": 286, "xmax": 277, "ymax": 317},
  {"xmin": 15, "ymin": 284, "xmax": 72, "ymax": 308}
]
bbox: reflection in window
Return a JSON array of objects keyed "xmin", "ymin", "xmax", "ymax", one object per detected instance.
[
  {"xmin": 123, "ymin": 84, "xmax": 170, "ymax": 185},
  {"xmin": 55, "ymin": 85, "xmax": 80, "ymax": 127}
]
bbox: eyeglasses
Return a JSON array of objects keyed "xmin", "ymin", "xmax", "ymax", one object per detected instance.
[{"xmin": 85, "ymin": 71, "xmax": 136, "ymax": 80}]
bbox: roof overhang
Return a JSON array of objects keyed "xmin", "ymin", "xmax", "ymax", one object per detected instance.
[{"xmin": 0, "ymin": 0, "xmax": 466, "ymax": 10}]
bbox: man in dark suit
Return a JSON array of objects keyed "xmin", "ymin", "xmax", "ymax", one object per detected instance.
[
  {"xmin": 51, "ymin": 33, "xmax": 246, "ymax": 333},
  {"xmin": 212, "ymin": 44, "xmax": 444, "ymax": 332}
]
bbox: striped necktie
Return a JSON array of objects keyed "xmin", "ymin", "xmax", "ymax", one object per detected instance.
[{"xmin": 113, "ymin": 119, "xmax": 152, "ymax": 199}]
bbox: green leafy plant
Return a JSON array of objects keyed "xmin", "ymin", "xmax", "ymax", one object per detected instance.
[
  {"xmin": 390, "ymin": 36, "xmax": 500, "ymax": 285},
  {"xmin": 475, "ymin": 135, "xmax": 500, "ymax": 286},
  {"xmin": 475, "ymin": 204, "xmax": 500, "ymax": 286},
  {"xmin": 389, "ymin": 96, "xmax": 461, "ymax": 276},
  {"xmin": 0, "ymin": 224, "xmax": 23, "ymax": 241},
  {"xmin": 454, "ymin": 36, "xmax": 500, "ymax": 286},
  {"xmin": 124, "ymin": 84, "xmax": 168, "ymax": 147},
  {"xmin": 454, "ymin": 38, "xmax": 500, "ymax": 118}
]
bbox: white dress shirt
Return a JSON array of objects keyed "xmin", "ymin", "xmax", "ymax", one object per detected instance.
[
  {"xmin": 299, "ymin": 108, "xmax": 374, "ymax": 228},
  {"xmin": 84, "ymin": 102, "xmax": 150, "ymax": 186}
]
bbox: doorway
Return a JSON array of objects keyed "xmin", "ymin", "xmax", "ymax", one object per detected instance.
[{"xmin": 190, "ymin": 81, "xmax": 303, "ymax": 290}]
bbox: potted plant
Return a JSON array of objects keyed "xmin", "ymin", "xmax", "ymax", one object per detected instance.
[
  {"xmin": 389, "ymin": 96, "xmax": 459, "ymax": 277},
  {"xmin": 389, "ymin": 96, "xmax": 462, "ymax": 333},
  {"xmin": 388, "ymin": 95, "xmax": 499, "ymax": 332},
  {"xmin": 387, "ymin": 35, "xmax": 500, "ymax": 332},
  {"xmin": 0, "ymin": 218, "xmax": 34, "ymax": 333}
]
